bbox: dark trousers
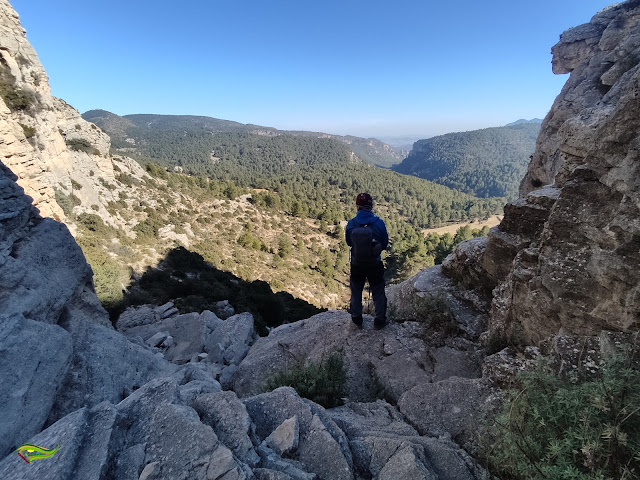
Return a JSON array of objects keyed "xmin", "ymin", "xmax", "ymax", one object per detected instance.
[{"xmin": 350, "ymin": 261, "xmax": 387, "ymax": 322}]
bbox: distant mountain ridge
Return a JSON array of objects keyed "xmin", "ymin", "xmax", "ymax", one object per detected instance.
[
  {"xmin": 83, "ymin": 110, "xmax": 405, "ymax": 168},
  {"xmin": 392, "ymin": 122, "xmax": 540, "ymax": 199},
  {"xmin": 505, "ymin": 118, "xmax": 543, "ymax": 126}
]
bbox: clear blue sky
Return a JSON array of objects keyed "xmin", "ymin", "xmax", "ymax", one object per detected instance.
[{"xmin": 11, "ymin": 0, "xmax": 616, "ymax": 139}]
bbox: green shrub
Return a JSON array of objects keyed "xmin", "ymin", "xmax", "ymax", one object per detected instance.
[
  {"xmin": 92, "ymin": 257, "xmax": 127, "ymax": 310},
  {"xmin": 0, "ymin": 65, "xmax": 35, "ymax": 111},
  {"xmin": 2, "ymin": 87, "xmax": 34, "ymax": 111},
  {"xmin": 66, "ymin": 138, "xmax": 94, "ymax": 153},
  {"xmin": 71, "ymin": 178, "xmax": 82, "ymax": 190},
  {"xmin": 270, "ymin": 278, "xmax": 284, "ymax": 290},
  {"xmin": 482, "ymin": 356, "xmax": 640, "ymax": 480},
  {"xmin": 264, "ymin": 351, "xmax": 347, "ymax": 408},
  {"xmin": 99, "ymin": 178, "xmax": 116, "ymax": 191},
  {"xmin": 237, "ymin": 231, "xmax": 262, "ymax": 250},
  {"xmin": 116, "ymin": 172, "xmax": 136, "ymax": 186},
  {"xmin": 30, "ymin": 71, "xmax": 41, "ymax": 86},
  {"xmin": 145, "ymin": 162, "xmax": 168, "ymax": 179},
  {"xmin": 391, "ymin": 291, "xmax": 458, "ymax": 342},
  {"xmin": 133, "ymin": 216, "xmax": 165, "ymax": 241},
  {"xmin": 19, "ymin": 123, "xmax": 36, "ymax": 138},
  {"xmin": 76, "ymin": 213, "xmax": 117, "ymax": 238},
  {"xmin": 54, "ymin": 188, "xmax": 81, "ymax": 216}
]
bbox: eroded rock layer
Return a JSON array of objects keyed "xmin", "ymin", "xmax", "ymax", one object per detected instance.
[{"xmin": 480, "ymin": 0, "xmax": 640, "ymax": 345}]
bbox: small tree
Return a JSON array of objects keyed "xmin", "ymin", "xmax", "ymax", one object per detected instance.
[{"xmin": 277, "ymin": 234, "xmax": 292, "ymax": 259}]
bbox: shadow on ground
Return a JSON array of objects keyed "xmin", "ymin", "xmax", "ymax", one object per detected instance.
[{"xmin": 109, "ymin": 246, "xmax": 324, "ymax": 335}]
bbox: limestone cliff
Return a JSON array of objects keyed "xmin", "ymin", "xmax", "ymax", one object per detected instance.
[
  {"xmin": 0, "ymin": 0, "xmax": 145, "ymax": 226},
  {"xmin": 454, "ymin": 0, "xmax": 640, "ymax": 345}
]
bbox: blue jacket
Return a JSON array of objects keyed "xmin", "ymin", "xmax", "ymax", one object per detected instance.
[{"xmin": 345, "ymin": 209, "xmax": 389, "ymax": 262}]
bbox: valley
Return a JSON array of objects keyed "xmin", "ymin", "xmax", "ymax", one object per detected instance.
[{"xmin": 64, "ymin": 110, "xmax": 513, "ymax": 319}]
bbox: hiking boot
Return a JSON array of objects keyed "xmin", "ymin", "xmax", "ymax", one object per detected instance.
[
  {"xmin": 351, "ymin": 315, "xmax": 363, "ymax": 328},
  {"xmin": 373, "ymin": 318, "xmax": 387, "ymax": 330}
]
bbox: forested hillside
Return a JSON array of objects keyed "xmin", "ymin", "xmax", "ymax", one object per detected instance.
[
  {"xmin": 83, "ymin": 110, "xmax": 405, "ymax": 168},
  {"xmin": 393, "ymin": 122, "xmax": 540, "ymax": 199},
  {"xmin": 83, "ymin": 110, "xmax": 504, "ymax": 229}
]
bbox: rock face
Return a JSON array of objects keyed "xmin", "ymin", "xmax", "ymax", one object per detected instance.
[
  {"xmin": 0, "ymin": 161, "xmax": 112, "ymax": 457},
  {"xmin": 473, "ymin": 0, "xmax": 640, "ymax": 345},
  {"xmin": 0, "ymin": 0, "xmax": 147, "ymax": 225}
]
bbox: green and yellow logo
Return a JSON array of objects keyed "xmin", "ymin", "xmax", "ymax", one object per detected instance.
[{"xmin": 15, "ymin": 444, "xmax": 59, "ymax": 464}]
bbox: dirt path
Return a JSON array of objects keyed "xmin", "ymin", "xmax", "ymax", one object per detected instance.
[{"xmin": 422, "ymin": 215, "xmax": 502, "ymax": 236}]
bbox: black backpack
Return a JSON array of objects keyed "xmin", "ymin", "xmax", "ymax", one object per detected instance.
[{"xmin": 350, "ymin": 220, "xmax": 383, "ymax": 265}]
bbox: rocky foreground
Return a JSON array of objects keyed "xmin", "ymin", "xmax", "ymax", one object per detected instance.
[{"xmin": 0, "ymin": 159, "xmax": 498, "ymax": 478}]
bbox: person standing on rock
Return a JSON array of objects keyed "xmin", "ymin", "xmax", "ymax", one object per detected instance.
[{"xmin": 345, "ymin": 193, "xmax": 389, "ymax": 329}]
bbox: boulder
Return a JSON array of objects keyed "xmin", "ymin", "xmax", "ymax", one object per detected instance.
[
  {"xmin": 387, "ymin": 265, "xmax": 490, "ymax": 339},
  {"xmin": 255, "ymin": 447, "xmax": 317, "ymax": 480},
  {"xmin": 0, "ymin": 402, "xmax": 117, "ymax": 480},
  {"xmin": 441, "ymin": 236, "xmax": 493, "ymax": 294},
  {"xmin": 120, "ymin": 311, "xmax": 206, "ymax": 364},
  {"xmin": 205, "ymin": 312, "xmax": 257, "ymax": 387},
  {"xmin": 214, "ymin": 299, "xmax": 236, "ymax": 319},
  {"xmin": 118, "ymin": 308, "xmax": 256, "ymax": 381},
  {"xmin": 244, "ymin": 387, "xmax": 353, "ymax": 480},
  {"xmin": 480, "ymin": 186, "xmax": 560, "ymax": 288},
  {"xmin": 143, "ymin": 403, "xmax": 242, "ymax": 480},
  {"xmin": 265, "ymin": 416, "xmax": 300, "ymax": 456},
  {"xmin": 0, "ymin": 315, "xmax": 73, "ymax": 458},
  {"xmin": 47, "ymin": 319, "xmax": 178, "ymax": 424},
  {"xmin": 191, "ymin": 391, "xmax": 259, "ymax": 465},
  {"xmin": 398, "ymin": 377, "xmax": 499, "ymax": 451},
  {"xmin": 109, "ymin": 373, "xmax": 246, "ymax": 480},
  {"xmin": 328, "ymin": 401, "xmax": 487, "ymax": 480},
  {"xmin": 116, "ymin": 301, "xmax": 179, "ymax": 331},
  {"xmin": 377, "ymin": 446, "xmax": 434, "ymax": 480}
]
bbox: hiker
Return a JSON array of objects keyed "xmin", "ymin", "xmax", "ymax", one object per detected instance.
[{"xmin": 345, "ymin": 193, "xmax": 389, "ymax": 329}]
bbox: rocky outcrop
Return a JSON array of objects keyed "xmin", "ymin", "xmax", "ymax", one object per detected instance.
[
  {"xmin": 0, "ymin": 314, "xmax": 73, "ymax": 460},
  {"xmin": 233, "ymin": 307, "xmax": 484, "ymax": 405},
  {"xmin": 117, "ymin": 303, "xmax": 257, "ymax": 388},
  {"xmin": 453, "ymin": 0, "xmax": 640, "ymax": 346},
  {"xmin": 0, "ymin": 160, "xmax": 174, "ymax": 458},
  {"xmin": 0, "ymin": 158, "xmax": 105, "ymax": 326},
  {"xmin": 0, "ymin": 0, "xmax": 147, "ymax": 226},
  {"xmin": 328, "ymin": 401, "xmax": 486, "ymax": 480}
]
